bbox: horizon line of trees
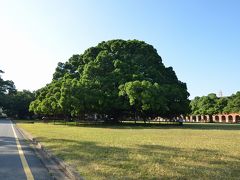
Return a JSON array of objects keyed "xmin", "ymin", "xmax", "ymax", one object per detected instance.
[
  {"xmin": 190, "ymin": 92, "xmax": 240, "ymax": 116},
  {"xmin": 0, "ymin": 70, "xmax": 35, "ymax": 119}
]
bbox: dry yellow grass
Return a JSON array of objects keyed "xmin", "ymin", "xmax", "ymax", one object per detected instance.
[{"xmin": 18, "ymin": 122, "xmax": 240, "ymax": 179}]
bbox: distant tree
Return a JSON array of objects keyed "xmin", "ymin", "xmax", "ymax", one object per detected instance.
[
  {"xmin": 0, "ymin": 70, "xmax": 16, "ymax": 96},
  {"xmin": 190, "ymin": 91, "xmax": 240, "ymax": 115},
  {"xmin": 202, "ymin": 93, "xmax": 218, "ymax": 115},
  {"xmin": 4, "ymin": 90, "xmax": 35, "ymax": 118},
  {"xmin": 190, "ymin": 93, "xmax": 218, "ymax": 115},
  {"xmin": 0, "ymin": 69, "xmax": 16, "ymax": 110},
  {"xmin": 214, "ymin": 97, "xmax": 228, "ymax": 114},
  {"xmin": 224, "ymin": 91, "xmax": 240, "ymax": 113},
  {"xmin": 190, "ymin": 96, "xmax": 201, "ymax": 115},
  {"xmin": 0, "ymin": 69, "xmax": 34, "ymax": 118}
]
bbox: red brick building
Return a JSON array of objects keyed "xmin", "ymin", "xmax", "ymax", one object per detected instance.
[{"xmin": 185, "ymin": 113, "xmax": 240, "ymax": 123}]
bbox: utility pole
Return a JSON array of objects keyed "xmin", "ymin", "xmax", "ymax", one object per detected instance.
[{"xmin": 218, "ymin": 90, "xmax": 223, "ymax": 97}]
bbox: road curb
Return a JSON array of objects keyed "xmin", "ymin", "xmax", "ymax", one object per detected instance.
[{"xmin": 15, "ymin": 123, "xmax": 84, "ymax": 180}]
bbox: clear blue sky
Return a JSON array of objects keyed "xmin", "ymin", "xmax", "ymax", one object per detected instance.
[{"xmin": 0, "ymin": 0, "xmax": 239, "ymax": 99}]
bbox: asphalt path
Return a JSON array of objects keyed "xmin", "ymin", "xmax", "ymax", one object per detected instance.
[{"xmin": 0, "ymin": 119, "xmax": 52, "ymax": 180}]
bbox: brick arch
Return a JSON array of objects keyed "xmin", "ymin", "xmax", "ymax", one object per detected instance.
[
  {"xmin": 192, "ymin": 116, "xmax": 196, "ymax": 122},
  {"xmin": 197, "ymin": 115, "xmax": 202, "ymax": 122},
  {"xmin": 185, "ymin": 116, "xmax": 190, "ymax": 122},
  {"xmin": 215, "ymin": 115, "xmax": 219, "ymax": 122},
  {"xmin": 236, "ymin": 115, "xmax": 240, "ymax": 123},
  {"xmin": 228, "ymin": 115, "xmax": 233, "ymax": 123},
  {"xmin": 221, "ymin": 115, "xmax": 226, "ymax": 123},
  {"xmin": 203, "ymin": 115, "xmax": 208, "ymax": 122}
]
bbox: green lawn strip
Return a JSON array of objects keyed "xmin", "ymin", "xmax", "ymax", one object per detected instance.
[{"xmin": 17, "ymin": 122, "xmax": 240, "ymax": 179}]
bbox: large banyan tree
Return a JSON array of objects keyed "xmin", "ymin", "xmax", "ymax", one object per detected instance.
[{"xmin": 30, "ymin": 39, "xmax": 190, "ymax": 121}]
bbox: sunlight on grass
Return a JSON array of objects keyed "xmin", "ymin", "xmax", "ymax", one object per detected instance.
[{"xmin": 18, "ymin": 122, "xmax": 240, "ymax": 179}]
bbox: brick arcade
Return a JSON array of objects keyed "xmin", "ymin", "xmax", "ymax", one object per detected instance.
[{"xmin": 185, "ymin": 113, "xmax": 240, "ymax": 123}]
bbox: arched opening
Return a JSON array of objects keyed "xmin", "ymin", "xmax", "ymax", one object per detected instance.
[
  {"xmin": 236, "ymin": 115, "xmax": 240, "ymax": 123},
  {"xmin": 215, "ymin": 115, "xmax": 219, "ymax": 122},
  {"xmin": 203, "ymin": 115, "xmax": 208, "ymax": 122},
  {"xmin": 192, "ymin": 116, "xmax": 196, "ymax": 122},
  {"xmin": 198, "ymin": 115, "xmax": 201, "ymax": 122},
  {"xmin": 221, "ymin": 115, "xmax": 226, "ymax": 123},
  {"xmin": 228, "ymin": 115, "xmax": 233, "ymax": 123}
]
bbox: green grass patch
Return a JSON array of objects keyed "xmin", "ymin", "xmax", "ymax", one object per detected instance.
[{"xmin": 17, "ymin": 122, "xmax": 240, "ymax": 179}]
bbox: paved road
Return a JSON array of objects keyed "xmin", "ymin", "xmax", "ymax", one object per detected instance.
[{"xmin": 0, "ymin": 119, "xmax": 52, "ymax": 180}]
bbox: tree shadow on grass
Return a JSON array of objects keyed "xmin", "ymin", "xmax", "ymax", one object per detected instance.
[
  {"xmin": 181, "ymin": 123, "xmax": 240, "ymax": 131},
  {"xmin": 45, "ymin": 121, "xmax": 240, "ymax": 131},
  {"xmin": 37, "ymin": 137, "xmax": 240, "ymax": 179}
]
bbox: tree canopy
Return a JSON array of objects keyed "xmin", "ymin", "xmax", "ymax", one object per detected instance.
[
  {"xmin": 0, "ymin": 70, "xmax": 16, "ymax": 109},
  {"xmin": 3, "ymin": 90, "xmax": 35, "ymax": 118},
  {"xmin": 0, "ymin": 69, "xmax": 34, "ymax": 118},
  {"xmin": 30, "ymin": 39, "xmax": 190, "ymax": 121},
  {"xmin": 0, "ymin": 70, "xmax": 16, "ymax": 97},
  {"xmin": 190, "ymin": 92, "xmax": 240, "ymax": 115},
  {"xmin": 224, "ymin": 91, "xmax": 240, "ymax": 114}
]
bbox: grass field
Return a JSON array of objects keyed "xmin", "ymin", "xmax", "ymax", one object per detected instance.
[{"xmin": 17, "ymin": 122, "xmax": 240, "ymax": 179}]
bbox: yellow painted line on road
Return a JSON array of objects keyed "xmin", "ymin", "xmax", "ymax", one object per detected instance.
[{"xmin": 11, "ymin": 122, "xmax": 34, "ymax": 180}]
